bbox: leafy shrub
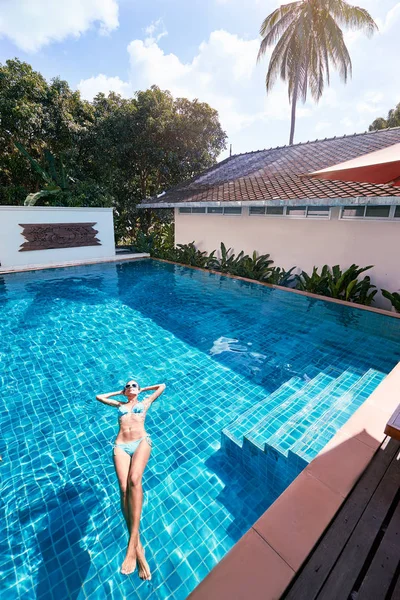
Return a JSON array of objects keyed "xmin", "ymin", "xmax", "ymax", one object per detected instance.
[
  {"xmin": 134, "ymin": 230, "xmax": 156, "ymax": 253},
  {"xmin": 0, "ymin": 185, "xmax": 27, "ymax": 206},
  {"xmin": 295, "ymin": 264, "xmax": 377, "ymax": 305},
  {"xmin": 381, "ymin": 290, "xmax": 400, "ymax": 312},
  {"xmin": 211, "ymin": 244, "xmax": 274, "ymax": 280},
  {"xmin": 175, "ymin": 242, "xmax": 211, "ymax": 267},
  {"xmin": 267, "ymin": 266, "xmax": 296, "ymax": 287},
  {"xmin": 295, "ymin": 265, "xmax": 331, "ymax": 296}
]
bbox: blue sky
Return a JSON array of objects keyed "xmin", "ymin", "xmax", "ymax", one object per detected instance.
[{"xmin": 1, "ymin": 0, "xmax": 399, "ymax": 158}]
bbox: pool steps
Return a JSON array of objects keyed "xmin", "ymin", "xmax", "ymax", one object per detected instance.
[
  {"xmin": 246, "ymin": 372, "xmax": 338, "ymax": 450},
  {"xmin": 260, "ymin": 369, "xmax": 362, "ymax": 457},
  {"xmin": 288, "ymin": 368, "xmax": 385, "ymax": 466},
  {"xmin": 221, "ymin": 368, "xmax": 385, "ymax": 486},
  {"xmin": 222, "ymin": 376, "xmax": 308, "ymax": 445}
]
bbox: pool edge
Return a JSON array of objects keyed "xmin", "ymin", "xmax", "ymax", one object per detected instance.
[
  {"xmin": 0, "ymin": 253, "xmax": 150, "ymax": 275},
  {"xmin": 151, "ymin": 257, "xmax": 400, "ymax": 320},
  {"xmin": 188, "ymin": 361, "xmax": 400, "ymax": 600}
]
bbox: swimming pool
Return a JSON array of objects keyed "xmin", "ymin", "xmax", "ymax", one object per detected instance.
[{"xmin": 1, "ymin": 259, "xmax": 399, "ymax": 600}]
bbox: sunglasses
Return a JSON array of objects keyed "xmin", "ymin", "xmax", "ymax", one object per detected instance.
[{"xmin": 125, "ymin": 383, "xmax": 138, "ymax": 389}]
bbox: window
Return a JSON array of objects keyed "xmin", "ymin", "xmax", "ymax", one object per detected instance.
[
  {"xmin": 395, "ymin": 206, "xmax": 400, "ymax": 219},
  {"xmin": 250, "ymin": 205, "xmax": 327, "ymax": 218},
  {"xmin": 249, "ymin": 206, "xmax": 266, "ymax": 215},
  {"xmin": 365, "ymin": 206, "xmax": 390, "ymax": 218},
  {"xmin": 341, "ymin": 205, "xmax": 396, "ymax": 220},
  {"xmin": 179, "ymin": 207, "xmax": 206, "ymax": 214},
  {"xmin": 287, "ymin": 206, "xmax": 307, "ymax": 217},
  {"xmin": 307, "ymin": 206, "xmax": 330, "ymax": 218},
  {"xmin": 223, "ymin": 207, "xmax": 242, "ymax": 215},
  {"xmin": 207, "ymin": 207, "xmax": 223, "ymax": 214},
  {"xmin": 266, "ymin": 206, "xmax": 284, "ymax": 216},
  {"xmin": 342, "ymin": 206, "xmax": 366, "ymax": 218}
]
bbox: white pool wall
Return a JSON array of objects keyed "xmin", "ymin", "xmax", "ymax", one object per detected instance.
[{"xmin": 0, "ymin": 207, "xmax": 115, "ymax": 268}]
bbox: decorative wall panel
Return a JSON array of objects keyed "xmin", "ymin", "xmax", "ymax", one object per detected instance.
[{"xmin": 19, "ymin": 222, "xmax": 101, "ymax": 252}]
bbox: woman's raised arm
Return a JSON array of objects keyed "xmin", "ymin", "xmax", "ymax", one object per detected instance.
[
  {"xmin": 96, "ymin": 390, "xmax": 124, "ymax": 407},
  {"xmin": 140, "ymin": 383, "xmax": 166, "ymax": 405}
]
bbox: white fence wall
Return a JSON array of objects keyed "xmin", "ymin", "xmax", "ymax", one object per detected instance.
[
  {"xmin": 0, "ymin": 207, "xmax": 115, "ymax": 268},
  {"xmin": 175, "ymin": 207, "xmax": 399, "ymax": 309}
]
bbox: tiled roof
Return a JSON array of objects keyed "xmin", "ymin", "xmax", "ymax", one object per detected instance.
[{"xmin": 141, "ymin": 127, "xmax": 400, "ymax": 206}]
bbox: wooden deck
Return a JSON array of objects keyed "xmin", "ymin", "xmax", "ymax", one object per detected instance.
[{"xmin": 284, "ymin": 437, "xmax": 400, "ymax": 600}]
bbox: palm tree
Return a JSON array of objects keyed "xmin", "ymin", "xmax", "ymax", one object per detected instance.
[{"xmin": 258, "ymin": 0, "xmax": 377, "ymax": 145}]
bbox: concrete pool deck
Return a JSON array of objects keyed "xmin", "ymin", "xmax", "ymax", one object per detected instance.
[
  {"xmin": 189, "ymin": 361, "xmax": 400, "ymax": 600},
  {"xmin": 0, "ymin": 253, "xmax": 150, "ymax": 275}
]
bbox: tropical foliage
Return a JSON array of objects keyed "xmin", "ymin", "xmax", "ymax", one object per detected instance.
[
  {"xmin": 258, "ymin": 1, "xmax": 377, "ymax": 144},
  {"xmin": 381, "ymin": 290, "xmax": 400, "ymax": 313},
  {"xmin": 0, "ymin": 59, "xmax": 227, "ymax": 240},
  {"xmin": 369, "ymin": 102, "xmax": 400, "ymax": 131},
  {"xmin": 295, "ymin": 264, "xmax": 377, "ymax": 305}
]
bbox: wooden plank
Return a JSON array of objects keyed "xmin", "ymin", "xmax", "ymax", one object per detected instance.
[
  {"xmin": 391, "ymin": 575, "xmax": 400, "ymax": 600},
  {"xmin": 316, "ymin": 444, "xmax": 400, "ymax": 600},
  {"xmin": 19, "ymin": 222, "xmax": 101, "ymax": 251},
  {"xmin": 356, "ymin": 496, "xmax": 400, "ymax": 599},
  {"xmin": 284, "ymin": 439, "xmax": 400, "ymax": 600},
  {"xmin": 385, "ymin": 404, "xmax": 400, "ymax": 441}
]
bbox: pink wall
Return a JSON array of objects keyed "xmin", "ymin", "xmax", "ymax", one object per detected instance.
[{"xmin": 175, "ymin": 207, "xmax": 399, "ymax": 309}]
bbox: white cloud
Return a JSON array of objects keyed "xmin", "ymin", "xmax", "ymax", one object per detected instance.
[
  {"xmin": 144, "ymin": 18, "xmax": 168, "ymax": 45},
  {"xmin": 0, "ymin": 0, "xmax": 119, "ymax": 52},
  {"xmin": 77, "ymin": 2, "xmax": 400, "ymax": 156},
  {"xmin": 125, "ymin": 29, "xmax": 296, "ymax": 137},
  {"xmin": 78, "ymin": 74, "xmax": 132, "ymax": 100},
  {"xmin": 376, "ymin": 2, "xmax": 400, "ymax": 32}
]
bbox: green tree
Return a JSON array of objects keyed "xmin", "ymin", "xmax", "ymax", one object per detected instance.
[
  {"xmin": 81, "ymin": 86, "xmax": 227, "ymax": 239},
  {"xmin": 369, "ymin": 102, "xmax": 400, "ymax": 131},
  {"xmin": 0, "ymin": 61, "xmax": 226, "ymax": 242},
  {"xmin": 0, "ymin": 58, "xmax": 93, "ymax": 196},
  {"xmin": 258, "ymin": 0, "xmax": 377, "ymax": 145}
]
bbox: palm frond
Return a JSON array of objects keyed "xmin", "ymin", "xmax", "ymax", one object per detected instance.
[
  {"xmin": 258, "ymin": 5, "xmax": 299, "ymax": 61},
  {"xmin": 326, "ymin": 0, "xmax": 377, "ymax": 35}
]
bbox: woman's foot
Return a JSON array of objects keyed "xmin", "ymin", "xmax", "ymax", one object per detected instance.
[
  {"xmin": 136, "ymin": 542, "xmax": 151, "ymax": 581},
  {"xmin": 121, "ymin": 548, "xmax": 137, "ymax": 575}
]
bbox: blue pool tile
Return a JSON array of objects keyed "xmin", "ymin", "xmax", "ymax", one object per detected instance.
[{"xmin": 1, "ymin": 259, "xmax": 400, "ymax": 599}]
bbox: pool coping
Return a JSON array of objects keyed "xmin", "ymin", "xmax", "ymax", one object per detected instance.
[
  {"xmin": 0, "ymin": 253, "xmax": 150, "ymax": 275},
  {"xmin": 151, "ymin": 257, "xmax": 400, "ymax": 320},
  {"xmin": 188, "ymin": 361, "xmax": 400, "ymax": 599}
]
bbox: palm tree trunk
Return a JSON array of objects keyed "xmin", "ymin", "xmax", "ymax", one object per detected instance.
[{"xmin": 289, "ymin": 82, "xmax": 298, "ymax": 145}]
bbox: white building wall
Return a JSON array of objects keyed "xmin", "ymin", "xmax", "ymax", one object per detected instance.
[
  {"xmin": 175, "ymin": 207, "xmax": 399, "ymax": 309},
  {"xmin": 0, "ymin": 207, "xmax": 115, "ymax": 268}
]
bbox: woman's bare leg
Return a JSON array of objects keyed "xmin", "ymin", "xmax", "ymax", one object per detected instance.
[
  {"xmin": 113, "ymin": 447, "xmax": 131, "ymax": 532},
  {"xmin": 120, "ymin": 439, "xmax": 151, "ymax": 576},
  {"xmin": 136, "ymin": 533, "xmax": 151, "ymax": 580}
]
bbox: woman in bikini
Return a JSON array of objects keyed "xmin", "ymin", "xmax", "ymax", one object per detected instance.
[{"xmin": 96, "ymin": 379, "xmax": 166, "ymax": 578}]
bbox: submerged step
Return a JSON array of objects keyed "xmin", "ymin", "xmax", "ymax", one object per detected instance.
[
  {"xmin": 245, "ymin": 371, "xmax": 335, "ymax": 450},
  {"xmin": 289, "ymin": 368, "xmax": 386, "ymax": 466},
  {"xmin": 264, "ymin": 369, "xmax": 362, "ymax": 459},
  {"xmin": 222, "ymin": 376, "xmax": 307, "ymax": 447}
]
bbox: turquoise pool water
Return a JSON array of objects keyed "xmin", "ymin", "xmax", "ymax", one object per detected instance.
[{"xmin": 1, "ymin": 259, "xmax": 399, "ymax": 600}]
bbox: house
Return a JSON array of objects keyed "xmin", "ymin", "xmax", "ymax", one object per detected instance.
[{"xmin": 139, "ymin": 127, "xmax": 400, "ymax": 307}]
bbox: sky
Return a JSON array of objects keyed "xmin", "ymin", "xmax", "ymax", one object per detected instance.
[{"xmin": 0, "ymin": 0, "xmax": 399, "ymax": 159}]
